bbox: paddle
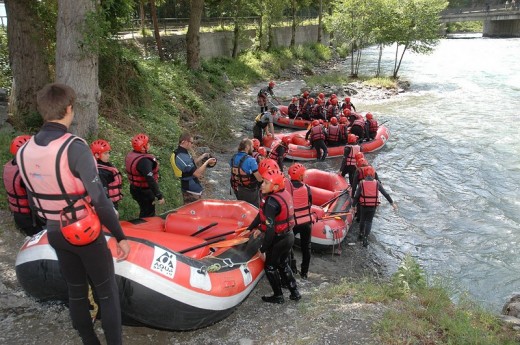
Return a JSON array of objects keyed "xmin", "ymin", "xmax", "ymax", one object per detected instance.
[
  {"xmin": 203, "ymin": 226, "xmax": 249, "ymax": 241},
  {"xmin": 320, "ymin": 189, "xmax": 349, "ymax": 208},
  {"xmin": 179, "ymin": 235, "xmax": 250, "ymax": 254},
  {"xmin": 208, "ymin": 237, "xmax": 249, "ymax": 248},
  {"xmin": 320, "ymin": 212, "xmax": 350, "ymax": 220},
  {"xmin": 191, "ymin": 222, "xmax": 219, "ymax": 237},
  {"xmin": 379, "ymin": 120, "xmax": 389, "ymax": 126}
]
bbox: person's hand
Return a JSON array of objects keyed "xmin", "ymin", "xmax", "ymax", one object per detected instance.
[
  {"xmin": 392, "ymin": 203, "xmax": 398, "ymax": 211},
  {"xmin": 157, "ymin": 198, "xmax": 165, "ymax": 205},
  {"xmin": 207, "ymin": 158, "xmax": 217, "ymax": 166},
  {"xmin": 202, "ymin": 153, "xmax": 210, "ymax": 159},
  {"xmin": 116, "ymin": 239, "xmax": 130, "ymax": 262},
  {"xmin": 252, "ymin": 229, "xmax": 261, "ymax": 239}
]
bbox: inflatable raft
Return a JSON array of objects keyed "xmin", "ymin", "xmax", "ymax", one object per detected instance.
[
  {"xmin": 15, "ymin": 200, "xmax": 265, "ymax": 331},
  {"xmin": 273, "ymin": 105, "xmax": 313, "ymax": 130},
  {"xmin": 297, "ymin": 169, "xmax": 353, "ymax": 251},
  {"xmin": 263, "ymin": 126, "xmax": 390, "ymax": 161}
]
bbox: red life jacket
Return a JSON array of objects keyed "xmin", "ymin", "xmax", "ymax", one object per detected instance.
[
  {"xmin": 268, "ymin": 143, "xmax": 287, "ymax": 161},
  {"xmin": 344, "ymin": 144, "xmax": 360, "ymax": 166},
  {"xmin": 287, "ymin": 181, "xmax": 312, "ymax": 225},
  {"xmin": 326, "ymin": 105, "xmax": 338, "ymax": 119},
  {"xmin": 359, "ymin": 179, "xmax": 380, "ymax": 206},
  {"xmin": 353, "ymin": 118, "xmax": 365, "ymax": 128},
  {"xmin": 310, "ymin": 125, "xmax": 326, "ymax": 141},
  {"xmin": 357, "ymin": 166, "xmax": 366, "ymax": 181},
  {"xmin": 230, "ymin": 153, "xmax": 257, "ymax": 190},
  {"xmin": 97, "ymin": 164, "xmax": 123, "ymax": 203},
  {"xmin": 312, "ymin": 105, "xmax": 324, "ymax": 118},
  {"xmin": 125, "ymin": 151, "xmax": 159, "ymax": 188},
  {"xmin": 368, "ymin": 119, "xmax": 378, "ymax": 133},
  {"xmin": 327, "ymin": 124, "xmax": 341, "ymax": 143},
  {"xmin": 17, "ymin": 134, "xmax": 91, "ymax": 221},
  {"xmin": 259, "ymin": 189, "xmax": 295, "ymax": 234},
  {"xmin": 339, "ymin": 124, "xmax": 349, "ymax": 141},
  {"xmin": 3, "ymin": 160, "xmax": 30, "ymax": 214}
]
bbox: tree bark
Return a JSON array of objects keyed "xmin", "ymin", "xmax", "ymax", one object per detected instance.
[
  {"xmin": 149, "ymin": 0, "xmax": 164, "ymax": 60},
  {"xmin": 140, "ymin": 1, "xmax": 146, "ymax": 36},
  {"xmin": 232, "ymin": 0, "xmax": 242, "ymax": 58},
  {"xmin": 187, "ymin": 0, "xmax": 204, "ymax": 70},
  {"xmin": 56, "ymin": 0, "xmax": 100, "ymax": 138},
  {"xmin": 5, "ymin": 0, "xmax": 50, "ymax": 122},
  {"xmin": 290, "ymin": 0, "xmax": 296, "ymax": 47},
  {"xmin": 317, "ymin": 0, "xmax": 323, "ymax": 43}
]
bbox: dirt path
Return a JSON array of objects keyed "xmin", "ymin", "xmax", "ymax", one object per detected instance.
[{"xmin": 0, "ymin": 79, "xmax": 391, "ymax": 345}]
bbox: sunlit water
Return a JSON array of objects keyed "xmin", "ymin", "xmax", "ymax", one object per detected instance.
[{"xmin": 346, "ymin": 38, "xmax": 520, "ymax": 311}]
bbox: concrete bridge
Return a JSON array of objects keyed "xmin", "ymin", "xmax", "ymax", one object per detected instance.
[{"xmin": 440, "ymin": 5, "xmax": 520, "ymax": 37}]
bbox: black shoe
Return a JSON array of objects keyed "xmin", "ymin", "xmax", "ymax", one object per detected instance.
[
  {"xmin": 357, "ymin": 234, "xmax": 363, "ymax": 241},
  {"xmin": 300, "ymin": 272, "xmax": 308, "ymax": 280},
  {"xmin": 362, "ymin": 237, "xmax": 368, "ymax": 248},
  {"xmin": 262, "ymin": 295, "xmax": 285, "ymax": 304},
  {"xmin": 289, "ymin": 290, "xmax": 302, "ymax": 301}
]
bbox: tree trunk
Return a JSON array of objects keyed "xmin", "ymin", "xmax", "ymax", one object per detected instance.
[
  {"xmin": 258, "ymin": 15, "xmax": 263, "ymax": 51},
  {"xmin": 393, "ymin": 44, "xmax": 408, "ymax": 78},
  {"xmin": 267, "ymin": 24, "xmax": 273, "ymax": 51},
  {"xmin": 5, "ymin": 0, "xmax": 50, "ymax": 124},
  {"xmin": 56, "ymin": 0, "xmax": 99, "ymax": 138},
  {"xmin": 187, "ymin": 0, "xmax": 204, "ymax": 70},
  {"xmin": 232, "ymin": 0, "xmax": 241, "ymax": 58},
  {"xmin": 149, "ymin": 0, "xmax": 164, "ymax": 60},
  {"xmin": 290, "ymin": 0, "xmax": 296, "ymax": 47},
  {"xmin": 317, "ymin": 0, "xmax": 323, "ymax": 43},
  {"xmin": 376, "ymin": 44, "xmax": 383, "ymax": 77},
  {"xmin": 327, "ymin": 3, "xmax": 333, "ymax": 46},
  {"xmin": 139, "ymin": 1, "xmax": 146, "ymax": 36}
]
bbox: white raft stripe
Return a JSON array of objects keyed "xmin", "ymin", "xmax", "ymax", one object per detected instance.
[{"xmin": 16, "ymin": 244, "xmax": 263, "ymax": 311}]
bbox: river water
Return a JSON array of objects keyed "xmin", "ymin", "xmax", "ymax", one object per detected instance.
[{"xmin": 344, "ymin": 37, "xmax": 520, "ymax": 311}]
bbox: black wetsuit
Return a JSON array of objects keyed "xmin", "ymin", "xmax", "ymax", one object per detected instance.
[{"xmin": 130, "ymin": 157, "xmax": 163, "ymax": 217}]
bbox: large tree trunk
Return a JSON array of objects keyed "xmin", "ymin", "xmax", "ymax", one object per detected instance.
[
  {"xmin": 139, "ymin": 1, "xmax": 146, "ymax": 36},
  {"xmin": 187, "ymin": 0, "xmax": 204, "ymax": 70},
  {"xmin": 232, "ymin": 0, "xmax": 242, "ymax": 58},
  {"xmin": 317, "ymin": 0, "xmax": 323, "ymax": 43},
  {"xmin": 290, "ymin": 0, "xmax": 296, "ymax": 47},
  {"xmin": 149, "ymin": 0, "xmax": 164, "ymax": 60},
  {"xmin": 5, "ymin": 0, "xmax": 50, "ymax": 124},
  {"xmin": 56, "ymin": 0, "xmax": 99, "ymax": 138}
]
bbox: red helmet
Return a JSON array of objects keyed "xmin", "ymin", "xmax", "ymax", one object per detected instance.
[
  {"xmin": 90, "ymin": 139, "xmax": 111, "ymax": 156},
  {"xmin": 355, "ymin": 152, "xmax": 365, "ymax": 161},
  {"xmin": 262, "ymin": 169, "xmax": 285, "ymax": 190},
  {"xmin": 132, "ymin": 133, "xmax": 149, "ymax": 152},
  {"xmin": 291, "ymin": 97, "xmax": 298, "ymax": 103},
  {"xmin": 60, "ymin": 204, "xmax": 101, "ymax": 246},
  {"xmin": 312, "ymin": 120, "xmax": 320, "ymax": 127},
  {"xmin": 288, "ymin": 163, "xmax": 306, "ymax": 181},
  {"xmin": 357, "ymin": 158, "xmax": 369, "ymax": 167},
  {"xmin": 366, "ymin": 112, "xmax": 373, "ymax": 120},
  {"xmin": 365, "ymin": 166, "xmax": 376, "ymax": 177},
  {"xmin": 331, "ymin": 94, "xmax": 337, "ymax": 99},
  {"xmin": 344, "ymin": 97, "xmax": 351, "ymax": 103},
  {"xmin": 10, "ymin": 135, "xmax": 31, "ymax": 155},
  {"xmin": 343, "ymin": 108, "xmax": 351, "ymax": 116},
  {"xmin": 318, "ymin": 92, "xmax": 325, "ymax": 100},
  {"xmin": 269, "ymin": 81, "xmax": 275, "ymax": 88},
  {"xmin": 330, "ymin": 98, "xmax": 338, "ymax": 105},
  {"xmin": 317, "ymin": 98, "xmax": 324, "ymax": 105},
  {"xmin": 339, "ymin": 116, "xmax": 348, "ymax": 124},
  {"xmin": 347, "ymin": 134, "xmax": 358, "ymax": 144},
  {"xmin": 308, "ymin": 98, "xmax": 315, "ymax": 104},
  {"xmin": 258, "ymin": 158, "xmax": 279, "ymax": 175},
  {"xmin": 330, "ymin": 117, "xmax": 338, "ymax": 125},
  {"xmin": 252, "ymin": 138, "xmax": 261, "ymax": 150},
  {"xmin": 257, "ymin": 147, "xmax": 267, "ymax": 157},
  {"xmin": 281, "ymin": 136, "xmax": 292, "ymax": 145},
  {"xmin": 303, "ymin": 91, "xmax": 310, "ymax": 97}
]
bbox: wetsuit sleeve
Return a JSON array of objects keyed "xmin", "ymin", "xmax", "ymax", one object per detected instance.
[
  {"xmin": 352, "ymin": 183, "xmax": 362, "ymax": 207},
  {"xmin": 305, "ymin": 129, "xmax": 311, "ymax": 140},
  {"xmin": 340, "ymin": 146, "xmax": 351, "ymax": 171},
  {"xmin": 136, "ymin": 157, "xmax": 163, "ymax": 200},
  {"xmin": 378, "ymin": 181, "xmax": 394, "ymax": 204},
  {"xmin": 260, "ymin": 196, "xmax": 280, "ymax": 253},
  {"xmin": 68, "ymin": 141, "xmax": 126, "ymax": 241},
  {"xmin": 246, "ymin": 213, "xmax": 261, "ymax": 230}
]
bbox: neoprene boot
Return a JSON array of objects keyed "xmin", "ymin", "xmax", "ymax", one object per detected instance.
[
  {"xmin": 362, "ymin": 236, "xmax": 368, "ymax": 248},
  {"xmin": 281, "ymin": 264, "xmax": 301, "ymax": 301},
  {"xmin": 289, "ymin": 249, "xmax": 298, "ymax": 275},
  {"xmin": 262, "ymin": 268, "xmax": 284, "ymax": 304}
]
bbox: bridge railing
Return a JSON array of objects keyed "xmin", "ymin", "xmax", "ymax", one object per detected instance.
[{"xmin": 441, "ymin": 3, "xmax": 519, "ymax": 16}]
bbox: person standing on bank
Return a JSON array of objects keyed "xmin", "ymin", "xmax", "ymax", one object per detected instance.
[
  {"xmin": 352, "ymin": 166, "xmax": 397, "ymax": 247},
  {"xmin": 286, "ymin": 163, "xmax": 313, "ymax": 279},
  {"xmin": 3, "ymin": 135, "xmax": 45, "ymax": 236},
  {"xmin": 230, "ymin": 138, "xmax": 263, "ymax": 207},
  {"xmin": 125, "ymin": 133, "xmax": 165, "ymax": 217},
  {"xmin": 253, "ymin": 107, "xmax": 276, "ymax": 142},
  {"xmin": 171, "ymin": 132, "xmax": 216, "ymax": 205},
  {"xmin": 16, "ymin": 83, "xmax": 130, "ymax": 345},
  {"xmin": 257, "ymin": 81, "xmax": 277, "ymax": 113},
  {"xmin": 246, "ymin": 169, "xmax": 301, "ymax": 303},
  {"xmin": 305, "ymin": 120, "xmax": 328, "ymax": 161},
  {"xmin": 90, "ymin": 139, "xmax": 123, "ymax": 210}
]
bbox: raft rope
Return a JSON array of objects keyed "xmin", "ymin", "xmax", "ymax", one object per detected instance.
[{"xmin": 197, "ymin": 254, "xmax": 263, "ymax": 274}]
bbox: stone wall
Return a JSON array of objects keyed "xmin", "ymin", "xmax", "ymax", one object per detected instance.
[{"xmin": 483, "ymin": 19, "xmax": 520, "ymax": 37}]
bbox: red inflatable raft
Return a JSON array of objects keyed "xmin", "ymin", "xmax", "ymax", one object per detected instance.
[
  {"xmin": 273, "ymin": 105, "xmax": 313, "ymax": 129},
  {"xmin": 263, "ymin": 126, "xmax": 390, "ymax": 161},
  {"xmin": 298, "ymin": 169, "xmax": 353, "ymax": 251},
  {"xmin": 15, "ymin": 200, "xmax": 265, "ymax": 331}
]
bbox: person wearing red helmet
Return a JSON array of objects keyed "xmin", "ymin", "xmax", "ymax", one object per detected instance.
[
  {"xmin": 17, "ymin": 83, "xmax": 130, "ymax": 345},
  {"xmin": 311, "ymin": 97, "xmax": 326, "ymax": 121},
  {"xmin": 246, "ymin": 169, "xmax": 301, "ymax": 303},
  {"xmin": 300, "ymin": 97, "xmax": 314, "ymax": 120},
  {"xmin": 305, "ymin": 120, "xmax": 328, "ymax": 161},
  {"xmin": 348, "ymin": 112, "xmax": 366, "ymax": 142},
  {"xmin": 230, "ymin": 138, "xmax": 263, "ymax": 207},
  {"xmin": 90, "ymin": 139, "xmax": 123, "ymax": 209},
  {"xmin": 341, "ymin": 96, "xmax": 356, "ymax": 112},
  {"xmin": 126, "ymin": 133, "xmax": 165, "ymax": 216},
  {"xmin": 327, "ymin": 116, "xmax": 342, "ymax": 147},
  {"xmin": 351, "ymin": 159, "xmax": 379, "ymax": 202},
  {"xmin": 365, "ymin": 112, "xmax": 378, "ymax": 140},
  {"xmin": 257, "ymin": 81, "xmax": 278, "ymax": 113},
  {"xmin": 253, "ymin": 107, "xmax": 276, "ymax": 142},
  {"xmin": 339, "ymin": 134, "xmax": 361, "ymax": 185},
  {"xmin": 3, "ymin": 135, "xmax": 45, "ymax": 236},
  {"xmin": 171, "ymin": 132, "xmax": 216, "ymax": 205},
  {"xmin": 352, "ymin": 166, "xmax": 397, "ymax": 247},
  {"xmin": 268, "ymin": 136, "xmax": 290, "ymax": 172},
  {"xmin": 326, "ymin": 97, "xmax": 339, "ymax": 121},
  {"xmin": 286, "ymin": 163, "xmax": 313, "ymax": 279},
  {"xmin": 288, "ymin": 97, "xmax": 299, "ymax": 119}
]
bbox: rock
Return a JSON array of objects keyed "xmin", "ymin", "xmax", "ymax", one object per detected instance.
[{"xmin": 502, "ymin": 294, "xmax": 520, "ymax": 318}]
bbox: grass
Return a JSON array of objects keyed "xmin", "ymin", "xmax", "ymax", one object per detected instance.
[{"xmin": 446, "ymin": 21, "xmax": 484, "ymax": 33}]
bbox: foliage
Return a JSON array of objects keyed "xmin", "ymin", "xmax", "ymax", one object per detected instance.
[
  {"xmin": 0, "ymin": 28, "xmax": 11, "ymax": 92},
  {"xmin": 446, "ymin": 21, "xmax": 483, "ymax": 33}
]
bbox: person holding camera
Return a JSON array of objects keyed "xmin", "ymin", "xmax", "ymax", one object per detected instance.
[{"xmin": 171, "ymin": 132, "xmax": 216, "ymax": 204}]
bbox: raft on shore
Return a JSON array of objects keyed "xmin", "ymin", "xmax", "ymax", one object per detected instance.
[{"xmin": 15, "ymin": 200, "xmax": 265, "ymax": 331}]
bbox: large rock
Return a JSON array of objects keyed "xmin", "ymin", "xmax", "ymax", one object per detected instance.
[{"xmin": 502, "ymin": 294, "xmax": 520, "ymax": 318}]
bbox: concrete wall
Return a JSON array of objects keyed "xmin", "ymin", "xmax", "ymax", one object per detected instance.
[{"xmin": 483, "ymin": 19, "xmax": 520, "ymax": 37}]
